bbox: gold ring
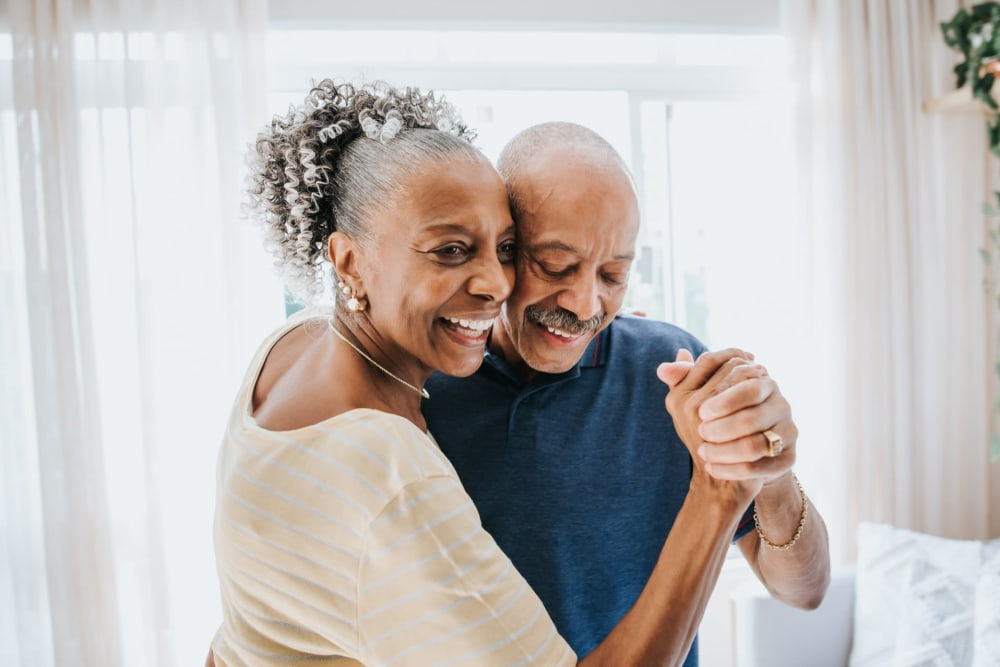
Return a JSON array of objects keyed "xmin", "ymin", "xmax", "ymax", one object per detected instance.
[{"xmin": 762, "ymin": 430, "xmax": 784, "ymax": 457}]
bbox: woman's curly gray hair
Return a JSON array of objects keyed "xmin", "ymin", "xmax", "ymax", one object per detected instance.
[{"xmin": 246, "ymin": 79, "xmax": 480, "ymax": 304}]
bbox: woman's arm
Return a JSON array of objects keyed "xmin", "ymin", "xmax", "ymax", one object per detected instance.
[{"xmin": 579, "ymin": 475, "xmax": 751, "ymax": 666}]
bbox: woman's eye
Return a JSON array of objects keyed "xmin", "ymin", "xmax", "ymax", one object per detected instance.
[{"xmin": 497, "ymin": 240, "xmax": 516, "ymax": 261}]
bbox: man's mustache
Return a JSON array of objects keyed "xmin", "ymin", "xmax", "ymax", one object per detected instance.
[{"xmin": 525, "ymin": 305, "xmax": 606, "ymax": 335}]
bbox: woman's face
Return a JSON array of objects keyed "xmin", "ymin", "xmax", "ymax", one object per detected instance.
[{"xmin": 358, "ymin": 155, "xmax": 515, "ymax": 379}]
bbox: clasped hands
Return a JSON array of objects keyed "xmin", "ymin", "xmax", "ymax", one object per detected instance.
[{"xmin": 656, "ymin": 348, "xmax": 796, "ymax": 501}]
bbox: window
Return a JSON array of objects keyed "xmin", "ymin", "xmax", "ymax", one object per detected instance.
[{"xmin": 267, "ymin": 28, "xmax": 802, "ymax": 360}]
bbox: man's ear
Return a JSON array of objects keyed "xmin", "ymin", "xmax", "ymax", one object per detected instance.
[{"xmin": 328, "ymin": 231, "xmax": 364, "ymax": 293}]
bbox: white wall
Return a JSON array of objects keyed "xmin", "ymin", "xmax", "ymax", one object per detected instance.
[{"xmin": 269, "ymin": 0, "xmax": 779, "ymax": 31}]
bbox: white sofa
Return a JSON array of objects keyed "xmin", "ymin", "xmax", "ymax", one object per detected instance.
[
  {"xmin": 730, "ymin": 565, "xmax": 856, "ymax": 667},
  {"xmin": 730, "ymin": 523, "xmax": 1000, "ymax": 666}
]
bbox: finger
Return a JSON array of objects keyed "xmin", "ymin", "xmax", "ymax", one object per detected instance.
[
  {"xmin": 690, "ymin": 355, "xmax": 757, "ymax": 402},
  {"xmin": 656, "ymin": 361, "xmax": 694, "ymax": 389},
  {"xmin": 680, "ymin": 348, "xmax": 755, "ymax": 390},
  {"xmin": 704, "ymin": 454, "xmax": 793, "ymax": 481},
  {"xmin": 699, "ymin": 393, "xmax": 788, "ymax": 444},
  {"xmin": 701, "ymin": 364, "xmax": 768, "ymax": 412},
  {"xmin": 655, "ymin": 349, "xmax": 696, "ymax": 389},
  {"xmin": 698, "ymin": 430, "xmax": 793, "ymax": 464},
  {"xmin": 699, "ymin": 374, "xmax": 776, "ymax": 422}
]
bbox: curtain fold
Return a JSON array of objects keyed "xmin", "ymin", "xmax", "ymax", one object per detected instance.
[
  {"xmin": 0, "ymin": 1, "xmax": 280, "ymax": 665},
  {"xmin": 782, "ymin": 0, "xmax": 1000, "ymax": 563}
]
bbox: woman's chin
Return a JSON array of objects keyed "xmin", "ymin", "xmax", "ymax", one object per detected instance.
[{"xmin": 435, "ymin": 356, "xmax": 486, "ymax": 379}]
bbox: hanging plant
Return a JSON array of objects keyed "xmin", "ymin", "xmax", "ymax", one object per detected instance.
[
  {"xmin": 942, "ymin": 2, "xmax": 1000, "ymax": 462},
  {"xmin": 942, "ymin": 3, "xmax": 1000, "ymax": 117}
]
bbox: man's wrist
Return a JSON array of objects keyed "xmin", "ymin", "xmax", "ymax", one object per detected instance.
[
  {"xmin": 687, "ymin": 473, "xmax": 757, "ymax": 519},
  {"xmin": 755, "ymin": 470, "xmax": 799, "ymax": 515},
  {"xmin": 754, "ymin": 473, "xmax": 808, "ymax": 550}
]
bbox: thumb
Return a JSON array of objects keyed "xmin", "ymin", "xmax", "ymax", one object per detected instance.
[{"xmin": 656, "ymin": 349, "xmax": 695, "ymax": 389}]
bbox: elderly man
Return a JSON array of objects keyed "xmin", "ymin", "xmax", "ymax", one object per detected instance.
[{"xmin": 423, "ymin": 122, "xmax": 830, "ymax": 665}]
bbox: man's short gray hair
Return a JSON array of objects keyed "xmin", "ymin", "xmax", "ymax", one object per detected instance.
[{"xmin": 496, "ymin": 121, "xmax": 633, "ymax": 222}]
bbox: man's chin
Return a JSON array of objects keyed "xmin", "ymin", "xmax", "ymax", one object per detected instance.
[{"xmin": 524, "ymin": 341, "xmax": 590, "ymax": 374}]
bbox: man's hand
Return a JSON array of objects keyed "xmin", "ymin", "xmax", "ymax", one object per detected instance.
[
  {"xmin": 694, "ymin": 360, "xmax": 796, "ymax": 488},
  {"xmin": 657, "ymin": 348, "xmax": 795, "ymax": 491},
  {"xmin": 659, "ymin": 346, "xmax": 830, "ymax": 611}
]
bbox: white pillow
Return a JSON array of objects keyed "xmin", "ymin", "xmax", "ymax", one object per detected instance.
[
  {"xmin": 974, "ymin": 539, "xmax": 1000, "ymax": 667},
  {"xmin": 850, "ymin": 522, "xmax": 979, "ymax": 667}
]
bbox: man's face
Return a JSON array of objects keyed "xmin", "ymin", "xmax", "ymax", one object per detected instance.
[{"xmin": 492, "ymin": 151, "xmax": 640, "ymax": 379}]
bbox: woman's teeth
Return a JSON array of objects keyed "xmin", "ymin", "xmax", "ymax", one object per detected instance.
[{"xmin": 443, "ymin": 317, "xmax": 494, "ymax": 334}]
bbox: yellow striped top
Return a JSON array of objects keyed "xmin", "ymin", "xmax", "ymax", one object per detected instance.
[{"xmin": 211, "ymin": 313, "xmax": 576, "ymax": 666}]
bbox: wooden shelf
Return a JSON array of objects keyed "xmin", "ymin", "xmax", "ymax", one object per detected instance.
[{"xmin": 922, "ymin": 86, "xmax": 993, "ymax": 114}]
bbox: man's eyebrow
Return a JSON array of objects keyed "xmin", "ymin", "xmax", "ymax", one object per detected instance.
[
  {"xmin": 528, "ymin": 240, "xmax": 635, "ymax": 262},
  {"xmin": 527, "ymin": 240, "xmax": 577, "ymax": 254}
]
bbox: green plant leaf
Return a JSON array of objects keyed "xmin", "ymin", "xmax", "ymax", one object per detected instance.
[
  {"xmin": 977, "ymin": 80, "xmax": 999, "ymax": 110},
  {"xmin": 989, "ymin": 120, "xmax": 1000, "ymax": 155},
  {"xmin": 991, "ymin": 434, "xmax": 1000, "ymax": 463},
  {"xmin": 983, "ymin": 248, "xmax": 993, "ymax": 264},
  {"xmin": 956, "ymin": 64, "xmax": 970, "ymax": 88}
]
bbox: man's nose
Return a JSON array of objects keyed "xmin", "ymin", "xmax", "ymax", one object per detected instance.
[{"xmin": 555, "ymin": 275, "xmax": 602, "ymax": 322}]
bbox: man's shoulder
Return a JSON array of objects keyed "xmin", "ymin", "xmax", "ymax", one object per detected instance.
[{"xmin": 606, "ymin": 315, "xmax": 706, "ymax": 355}]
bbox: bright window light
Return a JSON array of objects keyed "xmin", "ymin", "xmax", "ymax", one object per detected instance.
[
  {"xmin": 444, "ymin": 32, "xmax": 658, "ymax": 64},
  {"xmin": 267, "ymin": 30, "xmax": 439, "ymax": 63},
  {"xmin": 672, "ymin": 33, "xmax": 787, "ymax": 67},
  {"xmin": 266, "ymin": 28, "xmax": 798, "ymax": 332}
]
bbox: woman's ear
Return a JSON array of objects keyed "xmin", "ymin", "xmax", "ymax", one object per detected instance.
[{"xmin": 328, "ymin": 231, "xmax": 363, "ymax": 291}]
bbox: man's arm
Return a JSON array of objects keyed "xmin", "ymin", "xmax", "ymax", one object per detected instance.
[
  {"xmin": 736, "ymin": 472, "xmax": 830, "ymax": 609},
  {"xmin": 678, "ymin": 353, "xmax": 831, "ymax": 609}
]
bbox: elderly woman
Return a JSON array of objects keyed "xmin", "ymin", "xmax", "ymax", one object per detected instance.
[{"xmin": 211, "ymin": 79, "xmax": 571, "ymax": 666}]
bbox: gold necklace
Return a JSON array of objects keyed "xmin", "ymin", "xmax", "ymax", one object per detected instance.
[{"xmin": 328, "ymin": 319, "xmax": 430, "ymax": 399}]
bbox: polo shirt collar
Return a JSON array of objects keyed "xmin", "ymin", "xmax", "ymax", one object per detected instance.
[
  {"xmin": 580, "ymin": 324, "xmax": 611, "ymax": 369},
  {"xmin": 482, "ymin": 323, "xmax": 612, "ymax": 385}
]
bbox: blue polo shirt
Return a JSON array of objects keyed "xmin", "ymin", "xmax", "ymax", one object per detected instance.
[{"xmin": 423, "ymin": 316, "xmax": 754, "ymax": 665}]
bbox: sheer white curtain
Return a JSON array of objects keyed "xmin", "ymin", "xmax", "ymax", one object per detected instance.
[
  {"xmin": 0, "ymin": 1, "xmax": 283, "ymax": 665},
  {"xmin": 782, "ymin": 0, "xmax": 1000, "ymax": 563}
]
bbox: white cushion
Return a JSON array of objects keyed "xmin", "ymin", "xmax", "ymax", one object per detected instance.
[
  {"xmin": 975, "ymin": 539, "xmax": 1000, "ymax": 667},
  {"xmin": 850, "ymin": 522, "xmax": 979, "ymax": 667},
  {"xmin": 731, "ymin": 566, "xmax": 856, "ymax": 667}
]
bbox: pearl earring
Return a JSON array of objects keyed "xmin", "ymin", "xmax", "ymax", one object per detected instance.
[{"xmin": 337, "ymin": 279, "xmax": 367, "ymax": 312}]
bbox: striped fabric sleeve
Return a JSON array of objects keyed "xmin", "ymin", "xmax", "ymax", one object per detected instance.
[{"xmin": 357, "ymin": 475, "xmax": 577, "ymax": 667}]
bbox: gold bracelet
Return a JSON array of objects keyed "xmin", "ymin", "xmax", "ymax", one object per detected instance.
[{"xmin": 753, "ymin": 473, "xmax": 808, "ymax": 550}]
